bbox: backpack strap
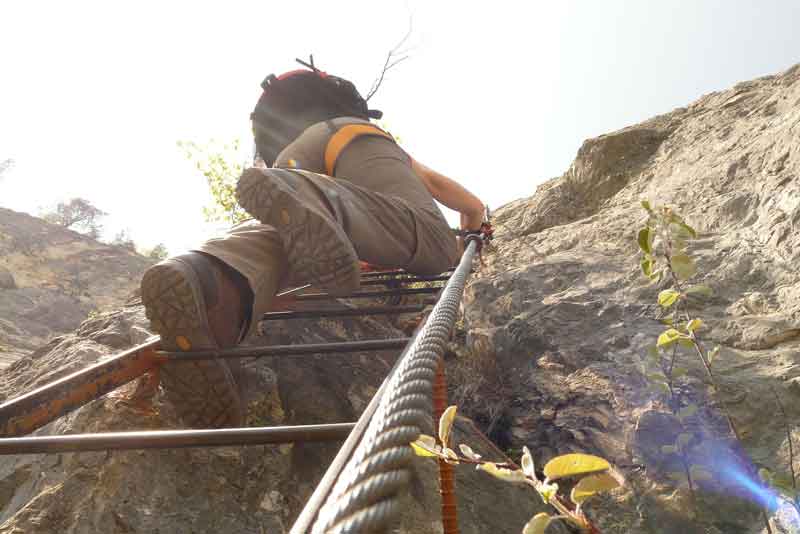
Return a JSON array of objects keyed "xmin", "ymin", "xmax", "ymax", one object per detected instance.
[{"xmin": 324, "ymin": 124, "xmax": 394, "ymax": 176}]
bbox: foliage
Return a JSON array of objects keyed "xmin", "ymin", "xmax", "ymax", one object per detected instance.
[
  {"xmin": 41, "ymin": 197, "xmax": 107, "ymax": 238},
  {"xmin": 142, "ymin": 243, "xmax": 169, "ymax": 261},
  {"xmin": 112, "ymin": 229, "xmax": 136, "ymax": 251},
  {"xmin": 412, "ymin": 405, "xmax": 621, "ymax": 533},
  {"xmin": 638, "ymin": 202, "xmax": 786, "ymax": 528},
  {"xmin": 177, "ymin": 139, "xmax": 249, "ymax": 225}
]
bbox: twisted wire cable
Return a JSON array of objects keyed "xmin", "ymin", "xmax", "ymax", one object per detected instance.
[{"xmin": 310, "ymin": 239, "xmax": 479, "ymax": 533}]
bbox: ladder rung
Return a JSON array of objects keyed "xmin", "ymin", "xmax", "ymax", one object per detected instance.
[
  {"xmin": 360, "ymin": 274, "xmax": 452, "ymax": 286},
  {"xmin": 360, "ymin": 267, "xmax": 455, "ymax": 279},
  {"xmin": 295, "ymin": 286, "xmax": 443, "ymax": 301},
  {"xmin": 157, "ymin": 338, "xmax": 411, "ymax": 361},
  {"xmin": 262, "ymin": 305, "xmax": 427, "ymax": 321},
  {"xmin": 0, "ymin": 423, "xmax": 356, "ymax": 455}
]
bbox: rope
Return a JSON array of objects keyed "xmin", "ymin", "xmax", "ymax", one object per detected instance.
[{"xmin": 309, "ymin": 237, "xmax": 480, "ymax": 533}]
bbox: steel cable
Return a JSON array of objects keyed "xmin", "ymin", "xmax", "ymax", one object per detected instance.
[{"xmin": 309, "ymin": 238, "xmax": 479, "ymax": 533}]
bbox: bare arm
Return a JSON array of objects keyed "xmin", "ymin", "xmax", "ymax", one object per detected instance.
[{"xmin": 411, "ymin": 159, "xmax": 485, "ymax": 230}]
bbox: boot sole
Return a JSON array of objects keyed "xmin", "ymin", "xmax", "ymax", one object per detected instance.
[
  {"xmin": 141, "ymin": 261, "xmax": 244, "ymax": 428},
  {"xmin": 236, "ymin": 168, "xmax": 360, "ymax": 295}
]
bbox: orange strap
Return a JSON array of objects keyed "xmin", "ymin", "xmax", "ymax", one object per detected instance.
[{"xmin": 324, "ymin": 124, "xmax": 394, "ymax": 176}]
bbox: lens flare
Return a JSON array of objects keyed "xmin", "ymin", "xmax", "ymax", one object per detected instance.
[{"xmin": 717, "ymin": 460, "xmax": 777, "ymax": 510}]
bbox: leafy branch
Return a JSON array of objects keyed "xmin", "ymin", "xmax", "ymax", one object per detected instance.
[
  {"xmin": 177, "ymin": 139, "xmax": 249, "ymax": 225},
  {"xmin": 638, "ymin": 201, "xmax": 773, "ymax": 531},
  {"xmin": 411, "ymin": 405, "xmax": 620, "ymax": 533}
]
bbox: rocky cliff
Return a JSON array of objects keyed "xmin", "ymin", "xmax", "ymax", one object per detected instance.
[
  {"xmin": 1, "ymin": 62, "xmax": 800, "ymax": 533},
  {"xmin": 457, "ymin": 62, "xmax": 800, "ymax": 533},
  {"xmin": 0, "ymin": 208, "xmax": 152, "ymax": 368},
  {"xmin": 0, "ymin": 299, "xmax": 547, "ymax": 533}
]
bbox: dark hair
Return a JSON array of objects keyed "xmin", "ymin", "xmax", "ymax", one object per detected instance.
[{"xmin": 251, "ymin": 70, "xmax": 380, "ymax": 167}]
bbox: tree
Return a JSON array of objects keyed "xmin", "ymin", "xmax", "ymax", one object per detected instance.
[
  {"xmin": 177, "ymin": 139, "xmax": 249, "ymax": 225},
  {"xmin": 112, "ymin": 229, "xmax": 136, "ymax": 251},
  {"xmin": 143, "ymin": 243, "xmax": 168, "ymax": 261},
  {"xmin": 42, "ymin": 198, "xmax": 107, "ymax": 238}
]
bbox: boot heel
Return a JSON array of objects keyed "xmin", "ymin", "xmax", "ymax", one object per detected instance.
[{"xmin": 141, "ymin": 259, "xmax": 244, "ymax": 428}]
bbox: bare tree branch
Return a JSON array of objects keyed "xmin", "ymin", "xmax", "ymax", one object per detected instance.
[{"xmin": 365, "ymin": 15, "xmax": 414, "ymax": 102}]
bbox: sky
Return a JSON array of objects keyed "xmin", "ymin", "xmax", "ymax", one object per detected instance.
[{"xmin": 1, "ymin": 1, "xmax": 799, "ymax": 255}]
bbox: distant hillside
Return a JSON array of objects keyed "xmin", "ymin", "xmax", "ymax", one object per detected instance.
[{"xmin": 0, "ymin": 207, "xmax": 154, "ymax": 367}]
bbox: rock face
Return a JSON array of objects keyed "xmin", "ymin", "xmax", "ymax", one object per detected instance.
[
  {"xmin": 2, "ymin": 63, "xmax": 800, "ymax": 533},
  {"xmin": 0, "ymin": 208, "xmax": 152, "ymax": 368},
  {"xmin": 456, "ymin": 62, "xmax": 800, "ymax": 532},
  {"xmin": 0, "ymin": 299, "xmax": 548, "ymax": 533}
]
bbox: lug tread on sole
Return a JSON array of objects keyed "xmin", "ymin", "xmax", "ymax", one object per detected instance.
[
  {"xmin": 141, "ymin": 262, "xmax": 242, "ymax": 428},
  {"xmin": 236, "ymin": 169, "xmax": 360, "ymax": 293}
]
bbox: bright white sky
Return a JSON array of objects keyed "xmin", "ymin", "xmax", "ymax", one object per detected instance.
[{"xmin": 1, "ymin": 1, "xmax": 799, "ymax": 255}]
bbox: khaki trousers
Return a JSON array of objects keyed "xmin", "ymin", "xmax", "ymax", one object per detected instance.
[{"xmin": 195, "ymin": 119, "xmax": 458, "ymax": 328}]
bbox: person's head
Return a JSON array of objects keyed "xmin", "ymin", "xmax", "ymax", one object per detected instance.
[{"xmin": 251, "ymin": 68, "xmax": 382, "ymax": 166}]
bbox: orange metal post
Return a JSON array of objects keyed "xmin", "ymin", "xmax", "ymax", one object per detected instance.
[{"xmin": 433, "ymin": 360, "xmax": 459, "ymax": 534}]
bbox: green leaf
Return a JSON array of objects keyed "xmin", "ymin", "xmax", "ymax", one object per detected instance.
[
  {"xmin": 521, "ymin": 446, "xmax": 536, "ymax": 479},
  {"xmin": 443, "ymin": 447, "xmax": 460, "ymax": 465},
  {"xmin": 543, "ymin": 453, "xmax": 611, "ymax": 482},
  {"xmin": 641, "ymin": 200, "xmax": 653, "ymax": 212},
  {"xmin": 538, "ymin": 481, "xmax": 559, "ymax": 503},
  {"xmin": 570, "ymin": 471, "xmax": 622, "ymax": 504},
  {"xmin": 687, "ymin": 318, "xmax": 703, "ymax": 332},
  {"xmin": 641, "ymin": 256, "xmax": 654, "ymax": 278},
  {"xmin": 438, "ymin": 405, "xmax": 457, "ymax": 447},
  {"xmin": 678, "ymin": 337, "xmax": 696, "ymax": 349},
  {"xmin": 638, "ymin": 228, "xmax": 652, "ymax": 254},
  {"xmin": 680, "ymin": 222, "xmax": 698, "ymax": 239},
  {"xmin": 759, "ymin": 468, "xmax": 773, "ymax": 483},
  {"xmin": 671, "ymin": 254, "xmax": 697, "ymax": 280},
  {"xmin": 667, "ymin": 212, "xmax": 697, "ymax": 238},
  {"xmin": 657, "ymin": 328, "xmax": 683, "ymax": 348},
  {"xmin": 459, "ymin": 443, "xmax": 482, "ymax": 461},
  {"xmin": 686, "ymin": 285, "xmax": 713, "ymax": 297},
  {"xmin": 410, "ymin": 434, "xmax": 442, "ymax": 458},
  {"xmin": 650, "ymin": 268, "xmax": 664, "ymax": 283},
  {"xmin": 658, "ymin": 289, "xmax": 681, "ymax": 308},
  {"xmin": 522, "ymin": 513, "xmax": 552, "ymax": 534},
  {"xmin": 708, "ymin": 346, "xmax": 721, "ymax": 363},
  {"xmin": 478, "ymin": 462, "xmax": 527, "ymax": 484}
]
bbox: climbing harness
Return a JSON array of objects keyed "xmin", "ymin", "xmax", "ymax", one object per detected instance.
[{"xmin": 0, "ymin": 230, "xmax": 492, "ymax": 534}]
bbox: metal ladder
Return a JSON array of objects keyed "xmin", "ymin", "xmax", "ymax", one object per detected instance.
[{"xmin": 0, "ymin": 237, "xmax": 483, "ymax": 533}]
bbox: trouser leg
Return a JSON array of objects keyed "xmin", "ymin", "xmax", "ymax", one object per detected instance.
[
  {"xmin": 331, "ymin": 135, "xmax": 459, "ymax": 273},
  {"xmin": 194, "ymin": 219, "xmax": 288, "ymax": 339}
]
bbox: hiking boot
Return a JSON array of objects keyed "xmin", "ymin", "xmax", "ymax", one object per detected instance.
[
  {"xmin": 141, "ymin": 252, "xmax": 253, "ymax": 428},
  {"xmin": 235, "ymin": 167, "xmax": 361, "ymax": 295}
]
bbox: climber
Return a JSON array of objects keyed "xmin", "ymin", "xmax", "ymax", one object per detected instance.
[{"xmin": 140, "ymin": 59, "xmax": 487, "ymax": 428}]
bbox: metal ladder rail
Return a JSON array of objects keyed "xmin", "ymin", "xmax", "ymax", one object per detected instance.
[
  {"xmin": 291, "ymin": 237, "xmax": 480, "ymax": 533},
  {"xmin": 0, "ymin": 270, "xmax": 452, "ymax": 442}
]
